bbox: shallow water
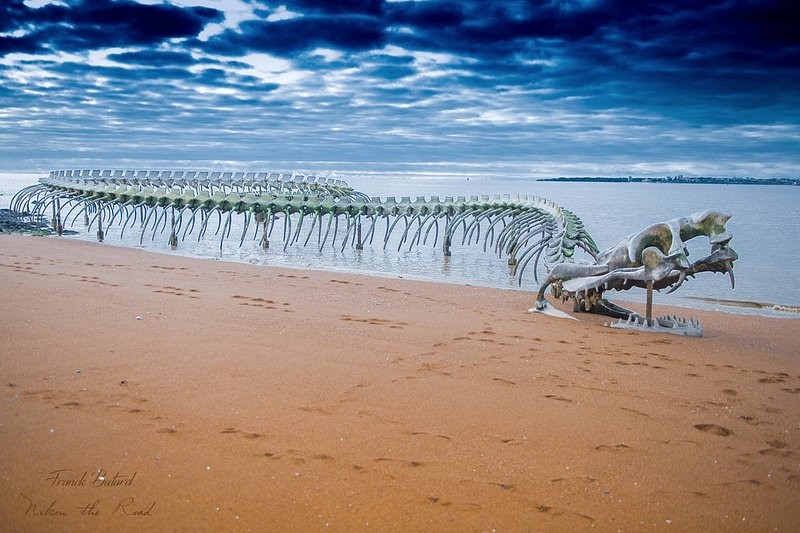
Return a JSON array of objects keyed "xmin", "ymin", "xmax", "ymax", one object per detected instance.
[{"xmin": 3, "ymin": 169, "xmax": 798, "ymax": 317}]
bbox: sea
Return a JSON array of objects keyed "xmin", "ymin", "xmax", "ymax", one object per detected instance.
[{"xmin": 2, "ymin": 165, "xmax": 798, "ymax": 318}]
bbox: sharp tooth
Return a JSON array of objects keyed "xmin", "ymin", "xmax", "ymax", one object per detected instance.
[
  {"xmin": 667, "ymin": 270, "xmax": 686, "ymax": 294},
  {"xmin": 726, "ymin": 264, "xmax": 735, "ymax": 289}
]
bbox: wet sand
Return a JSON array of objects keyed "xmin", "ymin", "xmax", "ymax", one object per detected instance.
[{"xmin": 1, "ymin": 234, "xmax": 798, "ymax": 531}]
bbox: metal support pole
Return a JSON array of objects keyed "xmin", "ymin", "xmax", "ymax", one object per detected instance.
[
  {"xmin": 168, "ymin": 208, "xmax": 178, "ymax": 249},
  {"xmin": 261, "ymin": 218, "xmax": 269, "ymax": 250},
  {"xmin": 645, "ymin": 280, "xmax": 654, "ymax": 327},
  {"xmin": 96, "ymin": 210, "xmax": 104, "ymax": 242},
  {"xmin": 52, "ymin": 198, "xmax": 63, "ymax": 236},
  {"xmin": 443, "ymin": 215, "xmax": 451, "ymax": 257}
]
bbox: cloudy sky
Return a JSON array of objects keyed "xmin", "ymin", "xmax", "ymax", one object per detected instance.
[{"xmin": 1, "ymin": 0, "xmax": 798, "ymax": 177}]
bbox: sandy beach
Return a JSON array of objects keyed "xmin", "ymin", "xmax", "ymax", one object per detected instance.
[{"xmin": 1, "ymin": 234, "xmax": 798, "ymax": 531}]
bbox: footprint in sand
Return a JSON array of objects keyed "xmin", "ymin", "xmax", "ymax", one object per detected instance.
[
  {"xmin": 409, "ymin": 431, "xmax": 451, "ymax": 441},
  {"xmin": 299, "ymin": 405, "xmax": 334, "ymax": 416},
  {"xmin": 149, "ymin": 285, "xmax": 200, "ymax": 298},
  {"xmin": 544, "ymin": 394, "xmax": 573, "ymax": 402},
  {"xmin": 593, "ymin": 443, "xmax": 631, "ymax": 452},
  {"xmin": 694, "ymin": 423, "xmax": 734, "ymax": 436},
  {"xmin": 220, "ymin": 427, "xmax": 264, "ymax": 439},
  {"xmin": 339, "ymin": 315, "xmax": 407, "ymax": 329},
  {"xmin": 329, "ymin": 279, "xmax": 362, "ymax": 286},
  {"xmin": 495, "ymin": 435, "xmax": 523, "ymax": 445},
  {"xmin": 277, "ymin": 274, "xmax": 309, "ymax": 280},
  {"xmin": 232, "ymin": 295, "xmax": 292, "ymax": 311},
  {"xmin": 375, "ymin": 457, "xmax": 424, "ymax": 468}
]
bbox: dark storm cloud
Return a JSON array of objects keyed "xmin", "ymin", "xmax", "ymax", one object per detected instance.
[
  {"xmin": 205, "ymin": 15, "xmax": 384, "ymax": 56},
  {"xmin": 385, "ymin": 1, "xmax": 464, "ymax": 28},
  {"xmin": 0, "ymin": 0, "xmax": 223, "ymax": 56},
  {"xmin": 1, "ymin": 0, "xmax": 798, "ymax": 174},
  {"xmin": 282, "ymin": 0, "xmax": 383, "ymax": 16},
  {"xmin": 107, "ymin": 50, "xmax": 196, "ymax": 67},
  {"xmin": 379, "ymin": 0, "xmax": 800, "ymax": 80}
]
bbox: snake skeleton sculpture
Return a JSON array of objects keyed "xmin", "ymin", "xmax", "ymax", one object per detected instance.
[{"xmin": 12, "ymin": 169, "xmax": 737, "ymax": 336}]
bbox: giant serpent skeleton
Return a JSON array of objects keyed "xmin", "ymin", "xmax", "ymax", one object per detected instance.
[{"xmin": 12, "ymin": 169, "xmax": 736, "ymax": 336}]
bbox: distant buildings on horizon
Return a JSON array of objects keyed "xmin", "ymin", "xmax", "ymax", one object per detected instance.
[{"xmin": 540, "ymin": 175, "xmax": 798, "ymax": 186}]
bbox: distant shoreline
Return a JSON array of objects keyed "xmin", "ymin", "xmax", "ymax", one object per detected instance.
[{"xmin": 539, "ymin": 176, "xmax": 799, "ymax": 185}]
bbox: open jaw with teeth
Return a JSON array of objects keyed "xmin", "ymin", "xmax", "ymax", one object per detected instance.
[{"xmin": 530, "ymin": 209, "xmax": 738, "ymax": 337}]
